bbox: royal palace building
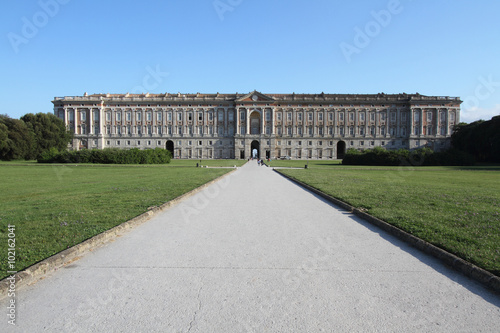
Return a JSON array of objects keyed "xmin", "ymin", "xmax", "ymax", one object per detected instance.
[{"xmin": 53, "ymin": 91, "xmax": 461, "ymax": 160}]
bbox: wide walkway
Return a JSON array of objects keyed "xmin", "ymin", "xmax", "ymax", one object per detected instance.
[{"xmin": 2, "ymin": 161, "xmax": 499, "ymax": 332}]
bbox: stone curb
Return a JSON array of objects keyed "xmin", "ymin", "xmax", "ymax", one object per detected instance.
[
  {"xmin": 0, "ymin": 167, "xmax": 239, "ymax": 299},
  {"xmin": 274, "ymin": 169, "xmax": 500, "ymax": 294}
]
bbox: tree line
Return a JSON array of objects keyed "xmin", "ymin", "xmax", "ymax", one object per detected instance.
[
  {"xmin": 0, "ymin": 113, "xmax": 72, "ymax": 161},
  {"xmin": 451, "ymin": 115, "xmax": 500, "ymax": 163}
]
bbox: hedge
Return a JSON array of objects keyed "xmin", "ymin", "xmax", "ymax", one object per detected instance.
[
  {"xmin": 342, "ymin": 147, "xmax": 475, "ymax": 166},
  {"xmin": 38, "ymin": 148, "xmax": 171, "ymax": 164}
]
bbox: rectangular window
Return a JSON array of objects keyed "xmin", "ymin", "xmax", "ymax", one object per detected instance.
[
  {"xmin": 339, "ymin": 112, "xmax": 344, "ymax": 121},
  {"xmin": 127, "ymin": 112, "xmax": 131, "ymax": 121},
  {"xmin": 218, "ymin": 111, "xmax": 224, "ymax": 121},
  {"xmin": 277, "ymin": 113, "xmax": 282, "ymax": 121},
  {"xmin": 349, "ymin": 113, "xmax": 354, "ymax": 121},
  {"xmin": 167, "ymin": 113, "xmax": 172, "ymax": 121},
  {"xmin": 94, "ymin": 111, "xmax": 99, "ymax": 121},
  {"xmin": 308, "ymin": 113, "xmax": 313, "ymax": 121},
  {"xmin": 188, "ymin": 113, "xmax": 193, "ymax": 121},
  {"xmin": 391, "ymin": 112, "xmax": 396, "ymax": 121},
  {"xmin": 287, "ymin": 112, "xmax": 292, "ymax": 121},
  {"xmin": 427, "ymin": 112, "xmax": 433, "ymax": 121},
  {"xmin": 370, "ymin": 112, "xmax": 375, "ymax": 121},
  {"xmin": 137, "ymin": 113, "xmax": 142, "ymax": 121},
  {"xmin": 266, "ymin": 111, "xmax": 271, "ymax": 121},
  {"xmin": 298, "ymin": 127, "xmax": 302, "ymax": 136},
  {"xmin": 328, "ymin": 113, "xmax": 333, "ymax": 121},
  {"xmin": 116, "ymin": 112, "xmax": 121, "ymax": 121},
  {"xmin": 297, "ymin": 113, "xmax": 302, "ymax": 121},
  {"xmin": 240, "ymin": 111, "xmax": 245, "ymax": 120},
  {"xmin": 177, "ymin": 113, "xmax": 182, "ymax": 121},
  {"xmin": 318, "ymin": 113, "xmax": 323, "ymax": 121},
  {"xmin": 147, "ymin": 113, "xmax": 151, "ymax": 121},
  {"xmin": 81, "ymin": 111, "xmax": 86, "ymax": 121},
  {"xmin": 360, "ymin": 113, "xmax": 365, "ymax": 121},
  {"xmin": 157, "ymin": 113, "xmax": 162, "ymax": 121}
]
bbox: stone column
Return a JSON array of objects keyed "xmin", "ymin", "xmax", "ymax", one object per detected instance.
[
  {"xmin": 74, "ymin": 108, "xmax": 78, "ymax": 134},
  {"xmin": 89, "ymin": 108, "xmax": 93, "ymax": 135}
]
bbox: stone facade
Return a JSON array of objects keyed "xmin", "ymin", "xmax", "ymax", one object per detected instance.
[{"xmin": 52, "ymin": 91, "xmax": 461, "ymax": 159}]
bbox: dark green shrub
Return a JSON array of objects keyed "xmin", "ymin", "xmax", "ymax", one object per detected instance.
[{"xmin": 37, "ymin": 148, "xmax": 171, "ymax": 164}]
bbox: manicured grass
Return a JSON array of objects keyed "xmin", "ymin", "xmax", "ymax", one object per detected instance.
[
  {"xmin": 168, "ymin": 159, "xmax": 247, "ymax": 167},
  {"xmin": 278, "ymin": 166, "xmax": 500, "ymax": 276},
  {"xmin": 0, "ymin": 164, "xmax": 232, "ymax": 279},
  {"xmin": 267, "ymin": 159, "xmax": 342, "ymax": 168}
]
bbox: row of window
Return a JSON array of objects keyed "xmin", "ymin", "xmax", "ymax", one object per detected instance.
[
  {"xmin": 62, "ymin": 109, "xmax": 457, "ymax": 124},
  {"xmin": 78, "ymin": 124, "xmax": 450, "ymax": 137}
]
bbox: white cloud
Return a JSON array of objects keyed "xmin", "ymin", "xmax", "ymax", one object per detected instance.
[{"xmin": 460, "ymin": 104, "xmax": 500, "ymax": 123}]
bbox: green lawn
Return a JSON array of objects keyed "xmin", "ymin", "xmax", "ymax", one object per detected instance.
[
  {"xmin": 168, "ymin": 159, "xmax": 247, "ymax": 167},
  {"xmin": 278, "ymin": 166, "xmax": 500, "ymax": 276},
  {"xmin": 268, "ymin": 159, "xmax": 342, "ymax": 168},
  {"xmin": 0, "ymin": 164, "xmax": 233, "ymax": 279}
]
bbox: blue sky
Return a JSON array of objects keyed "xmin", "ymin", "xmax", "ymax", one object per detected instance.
[{"xmin": 1, "ymin": 0, "xmax": 499, "ymax": 123}]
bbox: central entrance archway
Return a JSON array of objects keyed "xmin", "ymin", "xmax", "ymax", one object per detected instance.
[
  {"xmin": 251, "ymin": 140, "xmax": 260, "ymax": 159},
  {"xmin": 166, "ymin": 140, "xmax": 174, "ymax": 157},
  {"xmin": 337, "ymin": 141, "xmax": 346, "ymax": 159}
]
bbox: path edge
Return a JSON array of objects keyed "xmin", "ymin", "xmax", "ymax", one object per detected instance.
[
  {"xmin": 274, "ymin": 169, "xmax": 500, "ymax": 294},
  {"xmin": 0, "ymin": 167, "xmax": 239, "ymax": 299}
]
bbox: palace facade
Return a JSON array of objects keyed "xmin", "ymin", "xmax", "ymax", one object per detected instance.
[{"xmin": 52, "ymin": 91, "xmax": 461, "ymax": 159}]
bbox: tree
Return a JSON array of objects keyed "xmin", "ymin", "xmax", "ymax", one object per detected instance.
[
  {"xmin": 0, "ymin": 115, "xmax": 36, "ymax": 160},
  {"xmin": 21, "ymin": 113, "xmax": 73, "ymax": 158},
  {"xmin": 452, "ymin": 116, "xmax": 500, "ymax": 163}
]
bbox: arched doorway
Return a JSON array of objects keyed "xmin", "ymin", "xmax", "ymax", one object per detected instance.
[
  {"xmin": 337, "ymin": 141, "xmax": 346, "ymax": 159},
  {"xmin": 166, "ymin": 140, "xmax": 174, "ymax": 157},
  {"xmin": 250, "ymin": 111, "xmax": 261, "ymax": 135},
  {"xmin": 251, "ymin": 140, "xmax": 260, "ymax": 159}
]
